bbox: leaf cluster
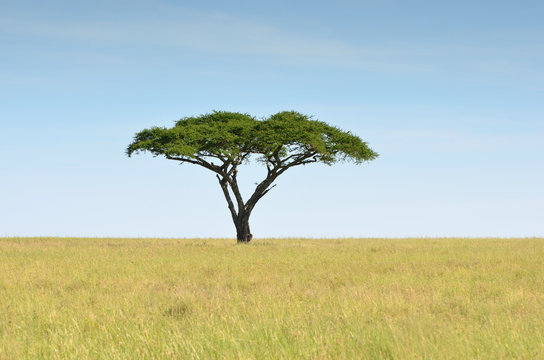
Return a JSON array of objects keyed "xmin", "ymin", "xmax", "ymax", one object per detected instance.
[{"xmin": 126, "ymin": 111, "xmax": 378, "ymax": 167}]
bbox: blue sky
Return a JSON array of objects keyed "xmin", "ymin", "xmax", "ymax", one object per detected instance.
[{"xmin": 1, "ymin": 0, "xmax": 542, "ymax": 238}]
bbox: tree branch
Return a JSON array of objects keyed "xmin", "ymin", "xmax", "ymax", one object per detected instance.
[
  {"xmin": 216, "ymin": 175, "xmax": 238, "ymax": 222},
  {"xmin": 244, "ymin": 173, "xmax": 279, "ymax": 214},
  {"xmin": 224, "ymin": 171, "xmax": 245, "ymax": 213},
  {"xmin": 166, "ymin": 155, "xmax": 221, "ymax": 173},
  {"xmin": 194, "ymin": 155, "xmax": 221, "ymax": 172},
  {"xmin": 258, "ymin": 184, "xmax": 276, "ymax": 200},
  {"xmin": 276, "ymin": 151, "xmax": 319, "ymax": 175},
  {"xmin": 243, "ymin": 150, "xmax": 319, "ymax": 214}
]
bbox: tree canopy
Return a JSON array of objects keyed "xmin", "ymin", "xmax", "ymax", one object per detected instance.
[{"xmin": 127, "ymin": 111, "xmax": 378, "ymax": 242}]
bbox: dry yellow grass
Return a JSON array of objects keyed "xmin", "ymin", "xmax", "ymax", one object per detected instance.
[{"xmin": 0, "ymin": 237, "xmax": 543, "ymax": 359}]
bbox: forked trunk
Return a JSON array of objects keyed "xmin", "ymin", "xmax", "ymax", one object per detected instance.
[
  {"xmin": 235, "ymin": 214, "xmax": 252, "ymax": 243},
  {"xmin": 216, "ymin": 173, "xmax": 262, "ymax": 243}
]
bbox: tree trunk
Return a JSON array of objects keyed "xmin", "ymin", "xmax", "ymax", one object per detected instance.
[{"xmin": 235, "ymin": 213, "xmax": 253, "ymax": 243}]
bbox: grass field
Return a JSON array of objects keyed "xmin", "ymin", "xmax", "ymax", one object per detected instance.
[{"xmin": 0, "ymin": 237, "xmax": 543, "ymax": 359}]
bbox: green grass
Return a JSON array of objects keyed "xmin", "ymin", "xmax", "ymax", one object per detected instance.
[{"xmin": 1, "ymin": 237, "xmax": 543, "ymax": 359}]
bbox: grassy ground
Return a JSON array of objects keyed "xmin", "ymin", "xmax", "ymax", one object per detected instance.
[{"xmin": 0, "ymin": 237, "xmax": 543, "ymax": 359}]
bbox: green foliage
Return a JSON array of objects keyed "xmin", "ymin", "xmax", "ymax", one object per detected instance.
[{"xmin": 126, "ymin": 111, "xmax": 378, "ymax": 166}]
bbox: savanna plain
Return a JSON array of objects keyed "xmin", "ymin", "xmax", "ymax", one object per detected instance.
[{"xmin": 0, "ymin": 237, "xmax": 542, "ymax": 359}]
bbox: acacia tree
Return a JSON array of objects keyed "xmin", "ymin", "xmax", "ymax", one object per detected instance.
[{"xmin": 127, "ymin": 111, "xmax": 377, "ymax": 243}]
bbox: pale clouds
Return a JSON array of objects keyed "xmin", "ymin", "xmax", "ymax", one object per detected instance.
[{"xmin": 1, "ymin": 6, "xmax": 542, "ymax": 88}]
